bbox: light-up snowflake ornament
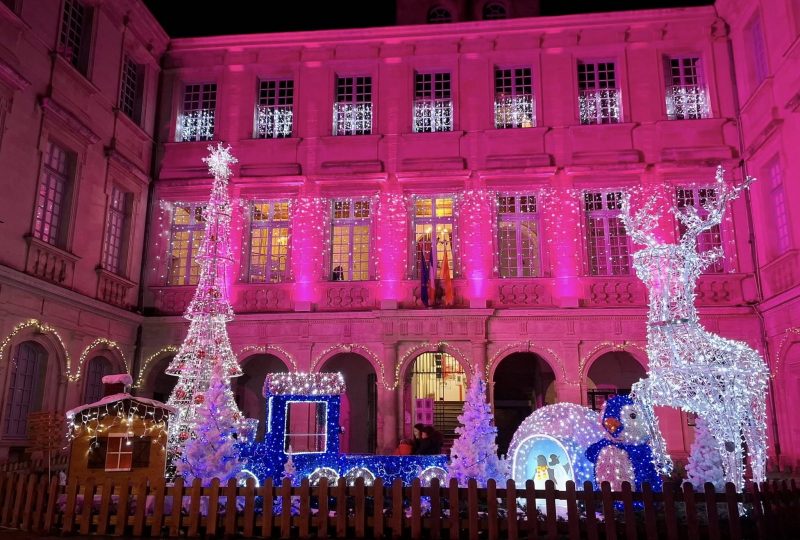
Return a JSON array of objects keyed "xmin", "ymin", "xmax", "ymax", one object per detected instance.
[{"xmin": 621, "ymin": 166, "xmax": 768, "ymax": 491}]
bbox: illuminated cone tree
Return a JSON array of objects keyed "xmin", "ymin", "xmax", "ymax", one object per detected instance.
[{"xmin": 165, "ymin": 143, "xmax": 246, "ymax": 470}]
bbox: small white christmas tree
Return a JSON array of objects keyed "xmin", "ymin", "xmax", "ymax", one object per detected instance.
[
  {"xmin": 686, "ymin": 416, "xmax": 725, "ymax": 491},
  {"xmin": 176, "ymin": 365, "xmax": 244, "ymax": 486},
  {"xmin": 447, "ymin": 377, "xmax": 506, "ymax": 487}
]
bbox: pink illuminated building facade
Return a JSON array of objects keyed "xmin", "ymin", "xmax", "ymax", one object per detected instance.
[{"xmin": 0, "ymin": 0, "xmax": 799, "ymax": 467}]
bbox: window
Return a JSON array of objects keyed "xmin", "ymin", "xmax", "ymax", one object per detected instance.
[
  {"xmin": 413, "ymin": 72, "xmax": 453, "ymax": 133},
  {"xmin": 285, "ymin": 401, "xmax": 327, "ymax": 453},
  {"xmin": 33, "ymin": 141, "xmax": 74, "ymax": 247},
  {"xmin": 676, "ymin": 187, "xmax": 724, "ymax": 273},
  {"xmin": 665, "ymin": 56, "xmax": 710, "ymax": 120},
  {"xmin": 412, "ymin": 196, "xmax": 456, "ymax": 278},
  {"xmin": 329, "ymin": 199, "xmax": 371, "ymax": 281},
  {"xmin": 483, "ymin": 2, "xmax": 507, "ymax": 19},
  {"xmin": 119, "ymin": 56, "xmax": 144, "ymax": 124},
  {"xmin": 498, "ymin": 194, "xmax": 540, "ymax": 277},
  {"xmin": 255, "ymin": 79, "xmax": 294, "ymax": 138},
  {"xmin": 577, "ymin": 61, "xmax": 621, "ymax": 124},
  {"xmin": 2, "ymin": 0, "xmax": 20, "ymax": 14},
  {"xmin": 746, "ymin": 15, "xmax": 769, "ymax": 86},
  {"xmin": 764, "ymin": 156, "xmax": 791, "ymax": 256},
  {"xmin": 248, "ymin": 201, "xmax": 290, "ymax": 283},
  {"xmin": 167, "ymin": 204, "xmax": 206, "ymax": 286},
  {"xmin": 177, "ymin": 83, "xmax": 216, "ymax": 142},
  {"xmin": 105, "ymin": 434, "xmax": 133, "ymax": 471},
  {"xmin": 584, "ymin": 191, "xmax": 631, "ymax": 276},
  {"xmin": 427, "ymin": 6, "xmax": 452, "ymax": 23},
  {"xmin": 83, "ymin": 356, "xmax": 113, "ymax": 405},
  {"xmin": 102, "ymin": 186, "xmax": 131, "ymax": 275},
  {"xmin": 494, "ymin": 67, "xmax": 535, "ymax": 128},
  {"xmin": 333, "ymin": 76, "xmax": 372, "ymax": 135},
  {"xmin": 3, "ymin": 341, "xmax": 46, "ymax": 438},
  {"xmin": 59, "ymin": 0, "xmax": 93, "ymax": 75}
]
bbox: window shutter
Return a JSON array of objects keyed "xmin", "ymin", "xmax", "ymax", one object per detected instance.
[
  {"xmin": 131, "ymin": 437, "xmax": 151, "ymax": 468},
  {"xmin": 87, "ymin": 438, "xmax": 108, "ymax": 469}
]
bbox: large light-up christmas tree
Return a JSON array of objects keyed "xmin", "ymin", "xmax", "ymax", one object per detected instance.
[{"xmin": 165, "ymin": 143, "xmax": 247, "ymax": 471}]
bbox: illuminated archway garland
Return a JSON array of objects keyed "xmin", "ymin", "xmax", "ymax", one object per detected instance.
[
  {"xmin": 485, "ymin": 340, "xmax": 566, "ymax": 382},
  {"xmin": 237, "ymin": 344, "xmax": 298, "ymax": 371},
  {"xmin": 311, "ymin": 343, "xmax": 391, "ymax": 390},
  {"xmin": 0, "ymin": 319, "xmax": 77, "ymax": 381},
  {"xmin": 773, "ymin": 327, "xmax": 800, "ymax": 377},
  {"xmin": 395, "ymin": 341, "xmax": 473, "ymax": 388},
  {"xmin": 134, "ymin": 346, "xmax": 179, "ymax": 388},
  {"xmin": 578, "ymin": 341, "xmax": 648, "ymax": 378},
  {"xmin": 78, "ymin": 338, "xmax": 130, "ymax": 375}
]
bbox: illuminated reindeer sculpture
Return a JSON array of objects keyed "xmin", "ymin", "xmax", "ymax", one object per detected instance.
[{"xmin": 621, "ymin": 166, "xmax": 768, "ymax": 491}]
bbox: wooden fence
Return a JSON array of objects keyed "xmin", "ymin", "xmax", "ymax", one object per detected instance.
[{"xmin": 0, "ymin": 472, "xmax": 798, "ymax": 539}]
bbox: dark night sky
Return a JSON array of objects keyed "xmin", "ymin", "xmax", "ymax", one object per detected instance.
[{"xmin": 143, "ymin": 1, "xmax": 713, "ymax": 38}]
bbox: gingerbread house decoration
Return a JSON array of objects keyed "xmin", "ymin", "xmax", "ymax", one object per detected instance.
[{"xmin": 66, "ymin": 374, "xmax": 175, "ymax": 483}]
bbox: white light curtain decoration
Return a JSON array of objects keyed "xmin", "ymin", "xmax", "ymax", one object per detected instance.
[
  {"xmin": 578, "ymin": 89, "xmax": 621, "ymax": 124},
  {"xmin": 621, "ymin": 166, "xmax": 768, "ymax": 491},
  {"xmin": 255, "ymin": 105, "xmax": 293, "ymax": 138},
  {"xmin": 178, "ymin": 109, "xmax": 215, "ymax": 142},
  {"xmin": 665, "ymin": 84, "xmax": 710, "ymax": 120}
]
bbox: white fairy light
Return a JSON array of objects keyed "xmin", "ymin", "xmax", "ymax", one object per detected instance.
[{"xmin": 621, "ymin": 165, "xmax": 768, "ymax": 491}]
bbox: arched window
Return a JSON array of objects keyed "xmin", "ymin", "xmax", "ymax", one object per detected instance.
[
  {"xmin": 427, "ymin": 6, "xmax": 453, "ymax": 24},
  {"xmin": 83, "ymin": 356, "xmax": 114, "ymax": 404},
  {"xmin": 483, "ymin": 2, "xmax": 507, "ymax": 20},
  {"xmin": 3, "ymin": 341, "xmax": 47, "ymax": 438}
]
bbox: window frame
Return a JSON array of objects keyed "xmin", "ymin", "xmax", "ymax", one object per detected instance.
[
  {"xmin": 2, "ymin": 341, "xmax": 47, "ymax": 439},
  {"xmin": 166, "ymin": 203, "xmax": 206, "ymax": 286},
  {"xmin": 577, "ymin": 60, "xmax": 622, "ymax": 125},
  {"xmin": 764, "ymin": 155, "xmax": 791, "ymax": 256},
  {"xmin": 101, "ymin": 185, "xmax": 132, "ymax": 276},
  {"xmin": 32, "ymin": 140, "xmax": 76, "ymax": 248},
  {"xmin": 83, "ymin": 356, "xmax": 113, "ymax": 405},
  {"xmin": 494, "ymin": 66, "xmax": 535, "ymax": 128},
  {"xmin": 496, "ymin": 194, "xmax": 542, "ymax": 278},
  {"xmin": 664, "ymin": 55, "xmax": 710, "ymax": 120},
  {"xmin": 674, "ymin": 186, "xmax": 726, "ymax": 274},
  {"xmin": 410, "ymin": 195, "xmax": 458, "ymax": 279},
  {"xmin": 745, "ymin": 13, "xmax": 769, "ymax": 88},
  {"xmin": 254, "ymin": 78, "xmax": 294, "ymax": 139},
  {"xmin": 119, "ymin": 55, "xmax": 145, "ymax": 125},
  {"xmin": 104, "ymin": 433, "xmax": 134, "ymax": 472},
  {"xmin": 413, "ymin": 71, "xmax": 454, "ymax": 133},
  {"xmin": 58, "ymin": 0, "xmax": 94, "ymax": 76},
  {"xmin": 583, "ymin": 190, "xmax": 632, "ymax": 276},
  {"xmin": 332, "ymin": 75, "xmax": 373, "ymax": 136},
  {"xmin": 177, "ymin": 83, "xmax": 217, "ymax": 142},
  {"xmin": 328, "ymin": 198, "xmax": 373, "ymax": 282},
  {"xmin": 247, "ymin": 200, "xmax": 291, "ymax": 283}
]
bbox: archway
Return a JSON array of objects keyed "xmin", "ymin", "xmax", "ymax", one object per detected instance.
[
  {"xmin": 585, "ymin": 351, "xmax": 646, "ymax": 411},
  {"xmin": 781, "ymin": 343, "xmax": 800, "ymax": 460},
  {"xmin": 234, "ymin": 354, "xmax": 288, "ymax": 441},
  {"xmin": 404, "ymin": 351, "xmax": 467, "ymax": 450},
  {"xmin": 492, "ymin": 352, "xmax": 556, "ymax": 455},
  {"xmin": 83, "ymin": 356, "xmax": 114, "ymax": 404},
  {"xmin": 2, "ymin": 341, "xmax": 48, "ymax": 440},
  {"xmin": 144, "ymin": 355, "xmax": 178, "ymax": 403},
  {"xmin": 319, "ymin": 353, "xmax": 377, "ymax": 454}
]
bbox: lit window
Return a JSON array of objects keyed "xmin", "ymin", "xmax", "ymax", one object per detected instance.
[
  {"xmin": 33, "ymin": 141, "xmax": 74, "ymax": 248},
  {"xmin": 413, "ymin": 72, "xmax": 453, "ymax": 133},
  {"xmin": 83, "ymin": 356, "xmax": 112, "ymax": 405},
  {"xmin": 333, "ymin": 76, "xmax": 372, "ymax": 135},
  {"xmin": 494, "ymin": 67, "xmax": 534, "ymax": 128},
  {"xmin": 746, "ymin": 14, "xmax": 769, "ymax": 87},
  {"xmin": 665, "ymin": 56, "xmax": 710, "ymax": 120},
  {"xmin": 427, "ymin": 6, "xmax": 452, "ymax": 23},
  {"xmin": 249, "ymin": 201, "xmax": 290, "ymax": 283},
  {"xmin": 498, "ymin": 195, "xmax": 540, "ymax": 277},
  {"xmin": 255, "ymin": 79, "xmax": 294, "ymax": 138},
  {"xmin": 676, "ymin": 187, "xmax": 724, "ymax": 273},
  {"xmin": 412, "ymin": 196, "xmax": 456, "ymax": 278},
  {"xmin": 102, "ymin": 186, "xmax": 131, "ymax": 275},
  {"xmin": 105, "ymin": 434, "xmax": 133, "ymax": 472},
  {"xmin": 584, "ymin": 191, "xmax": 631, "ymax": 276},
  {"xmin": 167, "ymin": 204, "xmax": 206, "ymax": 286},
  {"xmin": 2, "ymin": 341, "xmax": 46, "ymax": 438},
  {"xmin": 764, "ymin": 156, "xmax": 791, "ymax": 256},
  {"xmin": 483, "ymin": 2, "xmax": 507, "ymax": 20},
  {"xmin": 119, "ymin": 56, "xmax": 144, "ymax": 124},
  {"xmin": 59, "ymin": 0, "xmax": 93, "ymax": 75},
  {"xmin": 178, "ymin": 83, "xmax": 216, "ymax": 142},
  {"xmin": 329, "ymin": 199, "xmax": 371, "ymax": 281},
  {"xmin": 578, "ymin": 61, "xmax": 621, "ymax": 125}
]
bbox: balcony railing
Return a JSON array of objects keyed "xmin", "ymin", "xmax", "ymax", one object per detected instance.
[
  {"xmin": 254, "ymin": 105, "xmax": 293, "ymax": 138},
  {"xmin": 413, "ymin": 98, "xmax": 453, "ymax": 133},
  {"xmin": 177, "ymin": 109, "xmax": 215, "ymax": 142},
  {"xmin": 578, "ymin": 89, "xmax": 621, "ymax": 125},
  {"xmin": 494, "ymin": 94, "xmax": 535, "ymax": 128},
  {"xmin": 332, "ymin": 103, "xmax": 372, "ymax": 135},
  {"xmin": 665, "ymin": 84, "xmax": 710, "ymax": 120}
]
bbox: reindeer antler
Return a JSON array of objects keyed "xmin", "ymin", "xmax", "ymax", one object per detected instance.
[
  {"xmin": 675, "ymin": 165, "xmax": 754, "ymax": 246},
  {"xmin": 621, "ymin": 192, "xmax": 661, "ymax": 247}
]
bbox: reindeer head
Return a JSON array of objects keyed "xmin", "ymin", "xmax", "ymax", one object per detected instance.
[{"xmin": 620, "ymin": 192, "xmax": 663, "ymax": 248}]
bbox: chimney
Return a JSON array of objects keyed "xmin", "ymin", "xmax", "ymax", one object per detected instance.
[{"xmin": 101, "ymin": 373, "xmax": 133, "ymax": 397}]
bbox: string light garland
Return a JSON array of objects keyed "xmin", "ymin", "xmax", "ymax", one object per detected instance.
[
  {"xmin": 772, "ymin": 327, "xmax": 800, "ymax": 377},
  {"xmin": 78, "ymin": 338, "xmax": 130, "ymax": 375},
  {"xmin": 621, "ymin": 165, "xmax": 768, "ymax": 491},
  {"xmin": 0, "ymin": 319, "xmax": 78, "ymax": 381},
  {"xmin": 486, "ymin": 341, "xmax": 565, "ymax": 382},
  {"xmin": 310, "ymin": 344, "xmax": 391, "ymax": 390},
  {"xmin": 237, "ymin": 345, "xmax": 297, "ymax": 371},
  {"xmin": 134, "ymin": 346, "xmax": 179, "ymax": 389},
  {"xmin": 263, "ymin": 372, "xmax": 345, "ymax": 396},
  {"xmin": 396, "ymin": 341, "xmax": 473, "ymax": 388},
  {"xmin": 578, "ymin": 341, "xmax": 647, "ymax": 378}
]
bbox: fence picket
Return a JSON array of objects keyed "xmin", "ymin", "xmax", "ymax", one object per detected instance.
[
  {"xmin": 224, "ymin": 477, "xmax": 237, "ymax": 537},
  {"xmin": 316, "ymin": 478, "xmax": 328, "ymax": 538},
  {"xmin": 621, "ymin": 482, "xmax": 637, "ymax": 540},
  {"xmin": 582, "ymin": 481, "xmax": 599, "ymax": 540},
  {"xmin": 42, "ymin": 474, "xmax": 60, "ymax": 533},
  {"xmin": 704, "ymin": 482, "xmax": 721, "ymax": 540},
  {"xmin": 429, "ymin": 478, "xmax": 441, "ymax": 540},
  {"xmin": 79, "ymin": 476, "xmax": 96, "ymax": 535},
  {"xmin": 724, "ymin": 482, "xmax": 741, "ymax": 540},
  {"xmin": 641, "ymin": 482, "xmax": 658, "ymax": 540},
  {"xmin": 525, "ymin": 480, "xmax": 539, "ymax": 540},
  {"xmin": 149, "ymin": 478, "xmax": 166, "ymax": 538},
  {"xmin": 206, "ymin": 478, "xmax": 221, "ymax": 537},
  {"xmin": 96, "ymin": 477, "xmax": 114, "ymax": 535},
  {"xmin": 168, "ymin": 476, "xmax": 184, "ymax": 537},
  {"xmin": 487, "ymin": 479, "xmax": 498, "ymax": 540},
  {"xmin": 448, "ymin": 478, "xmax": 460, "ymax": 540},
  {"xmin": 242, "ymin": 478, "xmax": 255, "ymax": 538},
  {"xmin": 261, "ymin": 479, "xmax": 274, "ymax": 537},
  {"xmin": 749, "ymin": 483, "xmax": 765, "ymax": 540},
  {"xmin": 662, "ymin": 481, "xmax": 679, "ymax": 540},
  {"xmin": 12, "ymin": 472, "xmax": 27, "ymax": 528},
  {"xmin": 299, "ymin": 478, "xmax": 311, "ymax": 539},
  {"xmin": 600, "ymin": 482, "xmax": 617, "ymax": 540},
  {"xmin": 373, "ymin": 478, "xmax": 385, "ymax": 538},
  {"xmin": 115, "ymin": 478, "xmax": 131, "ymax": 537},
  {"xmin": 683, "ymin": 482, "xmax": 700, "ymax": 540},
  {"xmin": 566, "ymin": 481, "xmax": 580, "ymax": 540},
  {"xmin": 187, "ymin": 478, "xmax": 202, "ymax": 537},
  {"xmin": 354, "ymin": 477, "xmax": 365, "ymax": 538},
  {"xmin": 392, "ymin": 478, "xmax": 403, "ymax": 538},
  {"xmin": 20, "ymin": 473, "xmax": 37, "ymax": 530},
  {"xmin": 31, "ymin": 474, "xmax": 49, "ymax": 532},
  {"xmin": 335, "ymin": 477, "xmax": 347, "ymax": 538},
  {"xmin": 411, "ymin": 478, "xmax": 421, "ymax": 540},
  {"xmin": 468, "ymin": 478, "xmax": 479, "ymax": 540},
  {"xmin": 505, "ymin": 479, "xmax": 519, "ymax": 540}
]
